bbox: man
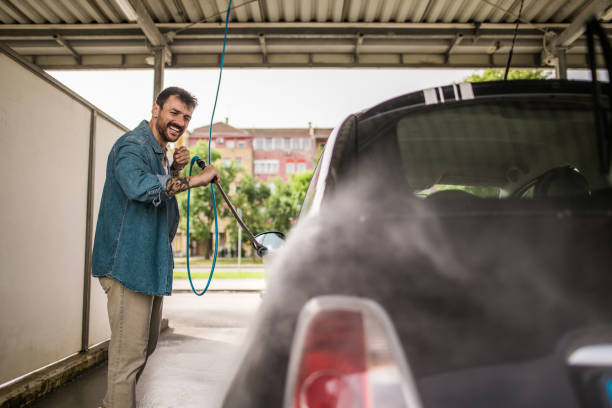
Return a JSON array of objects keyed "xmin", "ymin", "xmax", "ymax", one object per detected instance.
[{"xmin": 92, "ymin": 87, "xmax": 220, "ymax": 408}]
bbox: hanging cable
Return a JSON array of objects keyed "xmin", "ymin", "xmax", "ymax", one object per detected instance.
[
  {"xmin": 504, "ymin": 0, "xmax": 524, "ymax": 81},
  {"xmin": 185, "ymin": 0, "xmax": 232, "ymax": 296}
]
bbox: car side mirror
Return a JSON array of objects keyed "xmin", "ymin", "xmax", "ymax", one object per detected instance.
[{"xmin": 254, "ymin": 231, "xmax": 285, "ymax": 257}]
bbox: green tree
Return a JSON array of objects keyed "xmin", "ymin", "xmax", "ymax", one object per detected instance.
[
  {"xmin": 225, "ymin": 174, "xmax": 271, "ymax": 255},
  {"xmin": 266, "ymin": 170, "xmax": 314, "ymax": 233},
  {"xmin": 463, "ymin": 69, "xmax": 552, "ymax": 82},
  {"xmin": 176, "ymin": 141, "xmax": 237, "ymax": 258}
]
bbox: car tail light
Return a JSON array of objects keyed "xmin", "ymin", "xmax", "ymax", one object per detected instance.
[{"xmin": 284, "ymin": 296, "xmax": 423, "ymax": 408}]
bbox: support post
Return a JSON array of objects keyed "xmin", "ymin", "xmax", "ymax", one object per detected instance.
[
  {"xmin": 237, "ymin": 208, "xmax": 242, "ymax": 271},
  {"xmin": 555, "ymin": 48, "xmax": 567, "ymax": 79},
  {"xmin": 81, "ymin": 110, "xmax": 97, "ymax": 352},
  {"xmin": 153, "ymin": 46, "xmax": 165, "ymax": 102}
]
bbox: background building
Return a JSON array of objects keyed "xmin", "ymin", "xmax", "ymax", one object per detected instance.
[{"xmin": 188, "ymin": 119, "xmax": 332, "ymax": 185}]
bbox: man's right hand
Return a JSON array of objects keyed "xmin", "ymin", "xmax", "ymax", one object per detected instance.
[{"xmin": 190, "ymin": 165, "xmax": 221, "ymax": 187}]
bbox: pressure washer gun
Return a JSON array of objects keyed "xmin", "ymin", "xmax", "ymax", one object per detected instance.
[{"xmin": 194, "ymin": 158, "xmax": 268, "ymax": 257}]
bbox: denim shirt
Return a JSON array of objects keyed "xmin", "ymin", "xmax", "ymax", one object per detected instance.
[{"xmin": 92, "ymin": 120, "xmax": 180, "ymax": 296}]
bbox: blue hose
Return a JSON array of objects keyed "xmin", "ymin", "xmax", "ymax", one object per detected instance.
[{"xmin": 185, "ymin": 0, "xmax": 232, "ymax": 296}]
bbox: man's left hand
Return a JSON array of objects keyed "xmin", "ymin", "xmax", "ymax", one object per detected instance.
[{"xmin": 172, "ymin": 146, "xmax": 190, "ymax": 175}]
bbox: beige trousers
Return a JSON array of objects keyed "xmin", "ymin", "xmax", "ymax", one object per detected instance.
[{"xmin": 99, "ymin": 277, "xmax": 164, "ymax": 408}]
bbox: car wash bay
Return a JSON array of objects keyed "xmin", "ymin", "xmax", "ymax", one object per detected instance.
[
  {"xmin": 28, "ymin": 292, "xmax": 262, "ymax": 408},
  {"xmin": 1, "ymin": 0, "xmax": 611, "ymax": 407}
]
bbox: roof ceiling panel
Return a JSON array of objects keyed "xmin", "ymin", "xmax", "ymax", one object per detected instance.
[
  {"xmin": 27, "ymin": 0, "xmax": 61, "ymax": 23},
  {"xmin": 0, "ymin": 0, "xmax": 610, "ymax": 69},
  {"xmin": 394, "ymin": 0, "xmax": 415, "ymax": 22}
]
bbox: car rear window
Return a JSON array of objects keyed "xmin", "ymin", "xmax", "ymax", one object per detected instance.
[{"xmin": 394, "ymin": 96, "xmax": 611, "ymax": 199}]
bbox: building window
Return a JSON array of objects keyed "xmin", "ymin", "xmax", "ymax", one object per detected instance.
[
  {"xmin": 223, "ymin": 159, "xmax": 232, "ymax": 167},
  {"xmin": 235, "ymin": 157, "xmax": 243, "ymax": 166},
  {"xmin": 274, "ymin": 138, "xmax": 284, "ymax": 150},
  {"xmin": 237, "ymin": 140, "xmax": 246, "ymax": 148},
  {"xmin": 227, "ymin": 140, "xmax": 235, "ymax": 148},
  {"xmin": 286, "ymin": 162, "xmax": 295, "ymax": 174},
  {"xmin": 291, "ymin": 138, "xmax": 300, "ymax": 150},
  {"xmin": 254, "ymin": 160, "xmax": 279, "ymax": 174},
  {"xmin": 297, "ymin": 163, "xmax": 306, "ymax": 173},
  {"xmin": 301, "ymin": 138, "xmax": 310, "ymax": 150},
  {"xmin": 253, "ymin": 138, "xmax": 264, "ymax": 150},
  {"xmin": 284, "ymin": 138, "xmax": 291, "ymax": 151},
  {"xmin": 265, "ymin": 138, "xmax": 274, "ymax": 150}
]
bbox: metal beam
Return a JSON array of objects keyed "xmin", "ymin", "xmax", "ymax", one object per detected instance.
[
  {"xmin": 153, "ymin": 46, "xmax": 165, "ymax": 101},
  {"xmin": 52, "ymin": 33, "xmax": 81, "ymax": 64},
  {"xmin": 541, "ymin": 0, "xmax": 612, "ymax": 68},
  {"xmin": 555, "ymin": 48, "xmax": 568, "ymax": 79},
  {"xmin": 128, "ymin": 0, "xmax": 172, "ymax": 62},
  {"xmin": 555, "ymin": 0, "xmax": 612, "ymax": 48},
  {"xmin": 258, "ymin": 33, "xmax": 267, "ymax": 62}
]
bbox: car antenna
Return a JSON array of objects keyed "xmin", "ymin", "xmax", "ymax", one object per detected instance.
[{"xmin": 503, "ymin": 0, "xmax": 524, "ymax": 81}]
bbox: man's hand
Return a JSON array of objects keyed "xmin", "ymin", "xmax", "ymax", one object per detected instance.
[
  {"xmin": 191, "ymin": 165, "xmax": 221, "ymax": 187},
  {"xmin": 171, "ymin": 146, "xmax": 190, "ymax": 176},
  {"xmin": 165, "ymin": 164, "xmax": 221, "ymax": 197}
]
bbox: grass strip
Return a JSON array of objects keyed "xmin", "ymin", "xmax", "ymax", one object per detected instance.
[
  {"xmin": 174, "ymin": 258, "xmax": 262, "ymax": 265},
  {"xmin": 174, "ymin": 270, "xmax": 264, "ymax": 280}
]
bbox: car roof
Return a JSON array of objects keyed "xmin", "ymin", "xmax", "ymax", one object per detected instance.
[{"xmin": 360, "ymin": 79, "xmax": 604, "ymax": 120}]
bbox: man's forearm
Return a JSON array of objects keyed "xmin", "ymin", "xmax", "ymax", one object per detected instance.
[
  {"xmin": 166, "ymin": 176, "xmax": 192, "ymax": 197},
  {"xmin": 170, "ymin": 162, "xmax": 184, "ymax": 178}
]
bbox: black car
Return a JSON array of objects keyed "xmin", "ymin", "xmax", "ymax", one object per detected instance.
[{"xmin": 222, "ymin": 79, "xmax": 612, "ymax": 408}]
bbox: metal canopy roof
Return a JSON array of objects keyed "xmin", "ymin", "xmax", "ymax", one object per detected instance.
[{"xmin": 1, "ymin": 0, "xmax": 612, "ymax": 70}]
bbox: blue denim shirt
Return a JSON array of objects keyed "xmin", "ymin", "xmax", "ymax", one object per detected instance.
[{"xmin": 92, "ymin": 120, "xmax": 180, "ymax": 296}]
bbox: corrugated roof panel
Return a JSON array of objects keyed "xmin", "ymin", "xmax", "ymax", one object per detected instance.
[
  {"xmin": 427, "ymin": 0, "xmax": 449, "ymax": 22},
  {"xmin": 411, "ymin": 0, "xmax": 430, "ymax": 22},
  {"xmin": 441, "ymin": 0, "xmax": 466, "ymax": 23},
  {"xmin": 299, "ymin": 0, "xmax": 313, "ymax": 22},
  {"xmin": 488, "ymin": 0, "xmax": 514, "ymax": 23},
  {"xmin": 346, "ymin": 0, "xmax": 365, "ymax": 22},
  {"xmin": 74, "ymin": 0, "xmax": 104, "ymax": 23},
  {"xmin": 180, "ymin": 0, "xmax": 201, "ymax": 22},
  {"xmin": 144, "ymin": 0, "xmax": 170, "ymax": 23},
  {"xmin": 63, "ymin": 1, "xmax": 94, "ymax": 23},
  {"xmin": 535, "ymin": 0, "xmax": 569, "ymax": 23},
  {"xmin": 395, "ymin": 0, "xmax": 415, "ymax": 22},
  {"xmin": 233, "ymin": 0, "xmax": 249, "ymax": 21},
  {"xmin": 26, "ymin": 0, "xmax": 61, "ymax": 23},
  {"xmin": 456, "ymin": 0, "xmax": 481, "ymax": 22},
  {"xmin": 0, "ymin": 7, "xmax": 14, "ymax": 23},
  {"xmin": 363, "ymin": 0, "xmax": 381, "ymax": 22},
  {"xmin": 523, "ymin": 0, "xmax": 549, "ymax": 21},
  {"xmin": 551, "ymin": 0, "xmax": 584, "ymax": 22},
  {"xmin": 379, "ymin": 0, "xmax": 399, "ymax": 22},
  {"xmin": 315, "ymin": 0, "xmax": 329, "ymax": 23},
  {"xmin": 93, "ymin": 0, "xmax": 121, "ymax": 23},
  {"xmin": 278, "ymin": 0, "xmax": 293, "ymax": 22},
  {"xmin": 11, "ymin": 0, "xmax": 44, "ymax": 23},
  {"xmin": 265, "ymin": 0, "xmax": 281, "ymax": 22},
  {"xmin": 0, "ymin": 2, "xmax": 28, "ymax": 23}
]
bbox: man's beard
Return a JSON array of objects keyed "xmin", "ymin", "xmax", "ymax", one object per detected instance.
[{"xmin": 157, "ymin": 120, "xmax": 184, "ymax": 143}]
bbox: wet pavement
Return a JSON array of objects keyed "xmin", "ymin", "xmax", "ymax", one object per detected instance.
[{"xmin": 29, "ymin": 292, "xmax": 262, "ymax": 408}]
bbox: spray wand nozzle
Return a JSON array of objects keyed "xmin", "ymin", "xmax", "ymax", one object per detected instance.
[{"xmin": 195, "ymin": 157, "xmax": 268, "ymax": 256}]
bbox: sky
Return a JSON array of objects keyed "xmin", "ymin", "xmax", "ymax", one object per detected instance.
[
  {"xmin": 48, "ymin": 68, "xmax": 481, "ymax": 131},
  {"xmin": 48, "ymin": 67, "xmax": 596, "ymax": 132}
]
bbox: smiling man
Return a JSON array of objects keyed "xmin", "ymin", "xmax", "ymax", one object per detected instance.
[{"xmin": 92, "ymin": 87, "xmax": 220, "ymax": 408}]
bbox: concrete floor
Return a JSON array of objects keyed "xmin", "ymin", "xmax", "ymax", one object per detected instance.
[{"xmin": 29, "ymin": 292, "xmax": 261, "ymax": 408}]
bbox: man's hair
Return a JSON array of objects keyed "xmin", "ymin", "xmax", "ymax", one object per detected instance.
[{"xmin": 155, "ymin": 86, "xmax": 198, "ymax": 110}]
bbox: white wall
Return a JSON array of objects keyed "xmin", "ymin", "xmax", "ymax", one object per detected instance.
[
  {"xmin": 0, "ymin": 52, "xmax": 124, "ymax": 384},
  {"xmin": 88, "ymin": 116, "xmax": 124, "ymax": 347}
]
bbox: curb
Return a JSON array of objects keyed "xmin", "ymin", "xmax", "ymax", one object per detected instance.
[{"xmin": 0, "ymin": 319, "xmax": 169, "ymax": 408}]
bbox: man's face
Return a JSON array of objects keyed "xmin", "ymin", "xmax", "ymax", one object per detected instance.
[{"xmin": 153, "ymin": 95, "xmax": 193, "ymax": 144}]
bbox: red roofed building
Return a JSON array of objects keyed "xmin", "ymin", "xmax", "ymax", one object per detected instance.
[{"xmin": 187, "ymin": 120, "xmax": 332, "ymax": 183}]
